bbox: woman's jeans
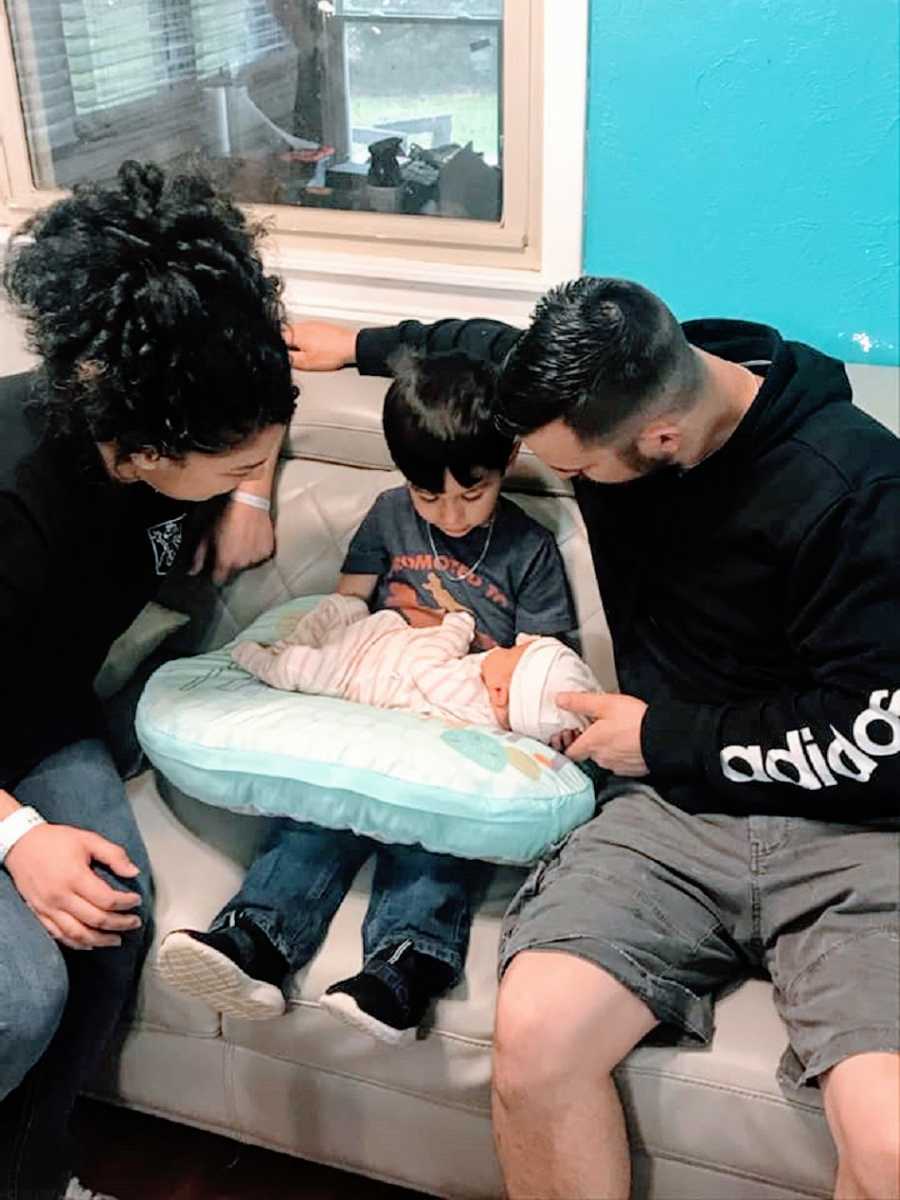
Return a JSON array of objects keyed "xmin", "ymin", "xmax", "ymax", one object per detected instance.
[
  {"xmin": 214, "ymin": 819, "xmax": 492, "ymax": 983},
  {"xmin": 0, "ymin": 740, "xmax": 152, "ymax": 1200}
]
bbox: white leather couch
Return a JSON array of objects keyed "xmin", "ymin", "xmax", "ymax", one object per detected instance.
[{"xmin": 85, "ymin": 361, "xmax": 897, "ymax": 1200}]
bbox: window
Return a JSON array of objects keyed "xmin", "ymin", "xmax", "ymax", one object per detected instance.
[
  {"xmin": 2, "ymin": 0, "xmax": 511, "ymax": 223},
  {"xmin": 1, "ymin": 1, "xmax": 585, "ymax": 301}
]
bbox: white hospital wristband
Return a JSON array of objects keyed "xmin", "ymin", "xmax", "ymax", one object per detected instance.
[
  {"xmin": 0, "ymin": 806, "xmax": 46, "ymax": 866},
  {"xmin": 231, "ymin": 490, "xmax": 271, "ymax": 513}
]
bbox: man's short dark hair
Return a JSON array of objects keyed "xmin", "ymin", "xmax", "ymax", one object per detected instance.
[
  {"xmin": 3, "ymin": 160, "xmax": 297, "ymax": 457},
  {"xmin": 498, "ymin": 277, "xmax": 700, "ymax": 442},
  {"xmin": 383, "ymin": 349, "xmax": 515, "ymax": 492}
]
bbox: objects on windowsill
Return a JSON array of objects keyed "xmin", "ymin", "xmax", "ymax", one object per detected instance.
[
  {"xmin": 322, "ymin": 138, "xmax": 502, "ymax": 221},
  {"xmin": 366, "ymin": 135, "xmax": 405, "ymax": 213},
  {"xmin": 325, "ymin": 159, "xmax": 369, "ymax": 193},
  {"xmin": 303, "ymin": 186, "xmax": 335, "ymax": 208},
  {"xmin": 436, "ymin": 141, "xmax": 501, "ymax": 221},
  {"xmin": 278, "ymin": 147, "xmax": 335, "ymax": 166},
  {"xmin": 367, "ymin": 136, "xmax": 404, "ymax": 186},
  {"xmin": 400, "ymin": 143, "xmax": 442, "ymax": 213},
  {"xmin": 278, "ymin": 145, "xmax": 335, "ymax": 196},
  {"xmin": 204, "ymin": 70, "xmax": 320, "ymax": 158}
]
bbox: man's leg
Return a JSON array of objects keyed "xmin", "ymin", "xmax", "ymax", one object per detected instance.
[
  {"xmin": 821, "ymin": 1053, "xmax": 900, "ymax": 1199},
  {"xmin": 0, "ymin": 739, "xmax": 151, "ymax": 1200},
  {"xmin": 763, "ymin": 817, "xmax": 900, "ymax": 1200},
  {"xmin": 493, "ymin": 951, "xmax": 657, "ymax": 1200},
  {"xmin": 491, "ymin": 784, "xmax": 749, "ymax": 1200}
]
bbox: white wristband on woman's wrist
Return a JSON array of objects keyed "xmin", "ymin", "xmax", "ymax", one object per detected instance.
[
  {"xmin": 231, "ymin": 490, "xmax": 271, "ymax": 513},
  {"xmin": 0, "ymin": 806, "xmax": 46, "ymax": 866}
]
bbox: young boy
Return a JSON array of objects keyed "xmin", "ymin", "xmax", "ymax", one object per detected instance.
[{"xmin": 158, "ymin": 350, "xmax": 579, "ymax": 1045}]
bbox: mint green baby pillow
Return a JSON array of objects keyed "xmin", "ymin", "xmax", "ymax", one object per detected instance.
[{"xmin": 136, "ymin": 597, "xmax": 595, "ymax": 865}]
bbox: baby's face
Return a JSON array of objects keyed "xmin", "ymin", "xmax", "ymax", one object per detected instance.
[{"xmin": 480, "ymin": 641, "xmax": 532, "ymax": 728}]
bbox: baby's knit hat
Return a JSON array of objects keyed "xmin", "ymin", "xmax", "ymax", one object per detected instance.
[{"xmin": 507, "ymin": 635, "xmax": 602, "ymax": 743}]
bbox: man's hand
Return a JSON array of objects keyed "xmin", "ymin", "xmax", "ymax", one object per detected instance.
[
  {"xmin": 190, "ymin": 501, "xmax": 275, "ymax": 587},
  {"xmin": 5, "ymin": 824, "xmax": 143, "ymax": 950},
  {"xmin": 556, "ymin": 692, "xmax": 650, "ymax": 776},
  {"xmin": 284, "ymin": 321, "xmax": 357, "ymax": 372}
]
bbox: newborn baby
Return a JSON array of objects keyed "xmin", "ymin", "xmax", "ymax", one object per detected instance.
[{"xmin": 232, "ymin": 594, "xmax": 600, "ymax": 743}]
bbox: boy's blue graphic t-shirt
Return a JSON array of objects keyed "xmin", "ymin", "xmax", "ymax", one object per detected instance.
[{"xmin": 342, "ymin": 486, "xmax": 576, "ymax": 650}]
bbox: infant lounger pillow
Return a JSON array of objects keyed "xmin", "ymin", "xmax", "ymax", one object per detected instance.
[{"xmin": 136, "ymin": 597, "xmax": 595, "ymax": 865}]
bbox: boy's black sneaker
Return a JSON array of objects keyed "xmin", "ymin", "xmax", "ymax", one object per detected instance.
[
  {"xmin": 157, "ymin": 913, "xmax": 288, "ymax": 1020},
  {"xmin": 319, "ymin": 941, "xmax": 456, "ymax": 1046}
]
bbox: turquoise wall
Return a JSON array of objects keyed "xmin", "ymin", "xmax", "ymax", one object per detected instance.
[{"xmin": 583, "ymin": 0, "xmax": 899, "ymax": 366}]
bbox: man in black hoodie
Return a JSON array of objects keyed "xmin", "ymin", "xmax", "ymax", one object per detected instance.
[{"xmin": 288, "ymin": 278, "xmax": 899, "ymax": 1200}]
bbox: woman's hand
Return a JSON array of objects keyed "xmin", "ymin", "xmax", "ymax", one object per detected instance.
[
  {"xmin": 191, "ymin": 501, "xmax": 275, "ymax": 587},
  {"xmin": 5, "ymin": 824, "xmax": 143, "ymax": 950}
]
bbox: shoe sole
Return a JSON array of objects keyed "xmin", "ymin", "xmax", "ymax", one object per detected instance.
[
  {"xmin": 319, "ymin": 990, "xmax": 416, "ymax": 1047},
  {"xmin": 157, "ymin": 932, "xmax": 286, "ymax": 1020}
]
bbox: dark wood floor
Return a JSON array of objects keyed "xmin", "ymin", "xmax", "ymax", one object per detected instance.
[{"xmin": 72, "ymin": 1099, "xmax": 428, "ymax": 1200}]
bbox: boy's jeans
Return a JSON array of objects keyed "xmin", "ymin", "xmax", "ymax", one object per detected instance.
[
  {"xmin": 214, "ymin": 819, "xmax": 492, "ymax": 983},
  {"xmin": 0, "ymin": 740, "xmax": 152, "ymax": 1200}
]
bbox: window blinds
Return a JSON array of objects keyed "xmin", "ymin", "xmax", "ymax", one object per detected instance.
[{"xmin": 6, "ymin": 0, "xmax": 289, "ymax": 131}]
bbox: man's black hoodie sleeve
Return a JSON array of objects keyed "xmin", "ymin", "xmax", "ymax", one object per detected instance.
[
  {"xmin": 355, "ymin": 318, "xmax": 521, "ymax": 375},
  {"xmin": 642, "ymin": 477, "xmax": 900, "ymax": 814}
]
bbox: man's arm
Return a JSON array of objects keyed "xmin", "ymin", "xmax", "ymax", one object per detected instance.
[
  {"xmin": 286, "ymin": 318, "xmax": 522, "ymax": 378},
  {"xmin": 638, "ymin": 481, "xmax": 900, "ymax": 814}
]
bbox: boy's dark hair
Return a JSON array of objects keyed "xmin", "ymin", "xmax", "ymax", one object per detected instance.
[
  {"xmin": 497, "ymin": 277, "xmax": 701, "ymax": 442},
  {"xmin": 2, "ymin": 160, "xmax": 297, "ymax": 458},
  {"xmin": 383, "ymin": 349, "xmax": 515, "ymax": 492}
]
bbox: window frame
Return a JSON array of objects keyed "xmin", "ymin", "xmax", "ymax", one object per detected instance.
[
  {"xmin": 222, "ymin": 2, "xmax": 535, "ymax": 259},
  {"xmin": 0, "ymin": 0, "xmax": 586, "ymax": 322}
]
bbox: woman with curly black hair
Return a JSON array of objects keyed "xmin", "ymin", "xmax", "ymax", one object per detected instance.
[{"xmin": 0, "ymin": 160, "xmax": 297, "ymax": 1200}]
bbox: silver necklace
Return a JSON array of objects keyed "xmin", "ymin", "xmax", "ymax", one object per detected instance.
[{"xmin": 425, "ymin": 514, "xmax": 496, "ymax": 583}]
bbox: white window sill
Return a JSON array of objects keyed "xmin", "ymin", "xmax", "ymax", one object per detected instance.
[{"xmin": 272, "ymin": 244, "xmax": 573, "ymax": 328}]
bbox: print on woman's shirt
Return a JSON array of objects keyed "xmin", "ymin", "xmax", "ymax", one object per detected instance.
[{"xmin": 147, "ymin": 513, "xmax": 186, "ymax": 575}]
